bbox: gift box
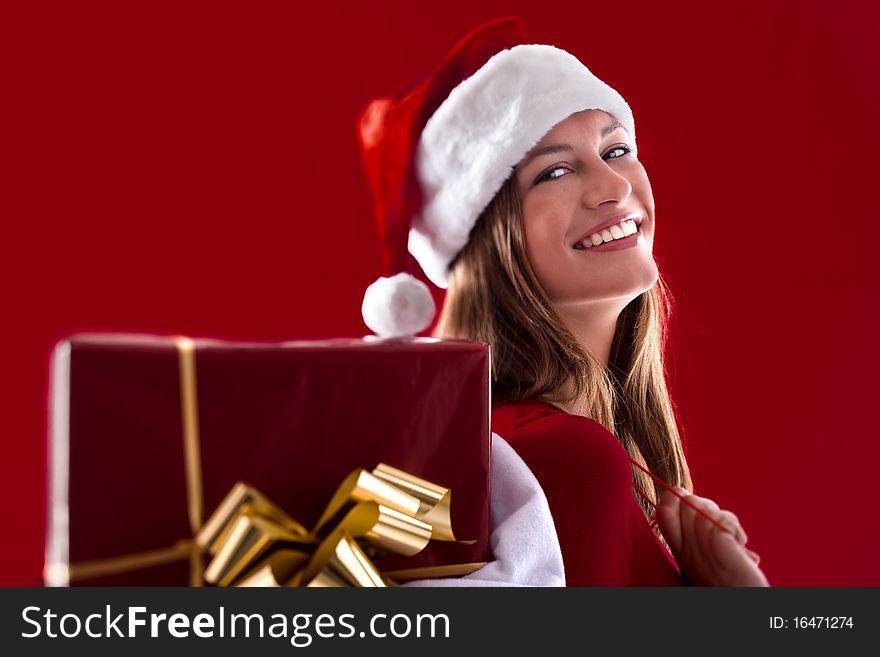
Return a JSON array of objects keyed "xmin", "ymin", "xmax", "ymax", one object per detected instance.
[{"xmin": 44, "ymin": 334, "xmax": 491, "ymax": 586}]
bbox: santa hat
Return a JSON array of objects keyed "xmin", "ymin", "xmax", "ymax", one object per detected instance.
[{"xmin": 358, "ymin": 17, "xmax": 637, "ymax": 337}]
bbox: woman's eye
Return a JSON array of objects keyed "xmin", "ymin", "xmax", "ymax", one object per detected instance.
[
  {"xmin": 535, "ymin": 166, "xmax": 573, "ymax": 184},
  {"xmin": 604, "ymin": 145, "xmax": 633, "ymax": 160},
  {"xmin": 532, "ymin": 146, "xmax": 633, "ymax": 185}
]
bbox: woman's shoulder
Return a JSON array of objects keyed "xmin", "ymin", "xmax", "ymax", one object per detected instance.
[
  {"xmin": 492, "ymin": 396, "xmax": 618, "ymax": 444},
  {"xmin": 492, "ymin": 397, "xmax": 563, "ymax": 436},
  {"xmin": 491, "ymin": 397, "xmax": 633, "ymax": 487}
]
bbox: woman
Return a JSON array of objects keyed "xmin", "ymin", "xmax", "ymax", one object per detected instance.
[{"xmin": 359, "ymin": 17, "xmax": 768, "ymax": 586}]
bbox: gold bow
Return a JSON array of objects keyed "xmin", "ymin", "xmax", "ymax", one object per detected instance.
[{"xmin": 197, "ymin": 463, "xmax": 478, "ymax": 587}]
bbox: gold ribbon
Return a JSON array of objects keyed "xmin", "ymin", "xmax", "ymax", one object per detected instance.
[
  {"xmin": 65, "ymin": 336, "xmax": 486, "ymax": 586},
  {"xmin": 196, "ymin": 464, "xmax": 481, "ymax": 587}
]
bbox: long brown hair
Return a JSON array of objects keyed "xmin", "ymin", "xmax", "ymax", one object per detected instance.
[{"xmin": 433, "ymin": 175, "xmax": 693, "ymax": 518}]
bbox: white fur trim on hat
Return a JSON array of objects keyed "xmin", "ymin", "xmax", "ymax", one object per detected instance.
[
  {"xmin": 410, "ymin": 44, "xmax": 636, "ymax": 288},
  {"xmin": 361, "ymin": 273, "xmax": 436, "ymax": 338}
]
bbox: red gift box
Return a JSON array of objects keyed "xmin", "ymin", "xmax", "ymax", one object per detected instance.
[{"xmin": 44, "ymin": 334, "xmax": 491, "ymax": 586}]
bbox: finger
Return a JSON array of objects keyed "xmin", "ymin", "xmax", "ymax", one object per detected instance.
[
  {"xmin": 678, "ymin": 490, "xmax": 710, "ymax": 576},
  {"xmin": 673, "ymin": 491, "xmax": 768, "ymax": 586},
  {"xmin": 692, "ymin": 497, "xmax": 748, "ymax": 545},
  {"xmin": 656, "ymin": 487, "xmax": 684, "ymax": 557},
  {"xmin": 717, "ymin": 510, "xmax": 747, "ymax": 545},
  {"xmin": 689, "ymin": 496, "xmax": 726, "ymax": 573},
  {"xmin": 709, "ymin": 526, "xmax": 769, "ymax": 587},
  {"xmin": 745, "ymin": 548, "xmax": 761, "ymax": 565},
  {"xmin": 687, "ymin": 496, "xmax": 741, "ymax": 543},
  {"xmin": 698, "ymin": 504, "xmax": 768, "ymax": 586},
  {"xmin": 695, "ymin": 495, "xmax": 720, "ymax": 513}
]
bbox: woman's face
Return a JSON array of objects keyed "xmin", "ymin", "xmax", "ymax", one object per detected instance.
[{"xmin": 514, "ymin": 109, "xmax": 658, "ymax": 310}]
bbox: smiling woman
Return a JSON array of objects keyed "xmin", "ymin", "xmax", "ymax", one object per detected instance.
[
  {"xmin": 358, "ymin": 17, "xmax": 768, "ymax": 587},
  {"xmin": 514, "ymin": 110, "xmax": 657, "ymax": 331}
]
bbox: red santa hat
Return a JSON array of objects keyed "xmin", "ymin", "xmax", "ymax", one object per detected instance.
[{"xmin": 358, "ymin": 17, "xmax": 637, "ymax": 337}]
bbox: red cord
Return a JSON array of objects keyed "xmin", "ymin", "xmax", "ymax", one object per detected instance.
[
  {"xmin": 632, "ymin": 481, "xmax": 660, "ymax": 531},
  {"xmin": 629, "ymin": 459, "xmax": 734, "ymax": 536}
]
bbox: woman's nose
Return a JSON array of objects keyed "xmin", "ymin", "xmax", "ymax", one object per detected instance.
[{"xmin": 579, "ymin": 160, "xmax": 632, "ymax": 209}]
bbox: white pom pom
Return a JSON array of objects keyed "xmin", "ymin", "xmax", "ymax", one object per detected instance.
[{"xmin": 361, "ymin": 273, "xmax": 436, "ymax": 338}]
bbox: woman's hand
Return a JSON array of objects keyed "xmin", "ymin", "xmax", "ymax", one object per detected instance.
[{"xmin": 656, "ymin": 487, "xmax": 769, "ymax": 587}]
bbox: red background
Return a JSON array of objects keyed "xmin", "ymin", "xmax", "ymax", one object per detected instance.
[{"xmin": 3, "ymin": 1, "xmax": 879, "ymax": 586}]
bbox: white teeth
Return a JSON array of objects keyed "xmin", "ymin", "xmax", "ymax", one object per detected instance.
[{"xmin": 578, "ymin": 218, "xmax": 640, "ymax": 249}]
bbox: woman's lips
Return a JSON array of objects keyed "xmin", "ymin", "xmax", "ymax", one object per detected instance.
[
  {"xmin": 572, "ymin": 213, "xmax": 642, "ymax": 248},
  {"xmin": 579, "ymin": 229, "xmax": 644, "ymax": 252}
]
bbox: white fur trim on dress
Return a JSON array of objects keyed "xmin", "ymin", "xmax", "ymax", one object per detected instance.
[
  {"xmin": 410, "ymin": 44, "xmax": 637, "ymax": 288},
  {"xmin": 402, "ymin": 433, "xmax": 565, "ymax": 586}
]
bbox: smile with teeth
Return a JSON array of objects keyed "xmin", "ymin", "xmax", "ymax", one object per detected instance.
[{"xmin": 574, "ymin": 219, "xmax": 639, "ymax": 249}]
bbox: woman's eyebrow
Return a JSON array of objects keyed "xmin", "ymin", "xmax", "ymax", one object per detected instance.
[
  {"xmin": 601, "ymin": 120, "xmax": 625, "ymax": 137},
  {"xmin": 516, "ymin": 121, "xmax": 627, "ymax": 170},
  {"xmin": 517, "ymin": 143, "xmax": 573, "ymax": 170}
]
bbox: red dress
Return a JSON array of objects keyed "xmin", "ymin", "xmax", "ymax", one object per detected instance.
[{"xmin": 492, "ymin": 397, "xmax": 685, "ymax": 586}]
